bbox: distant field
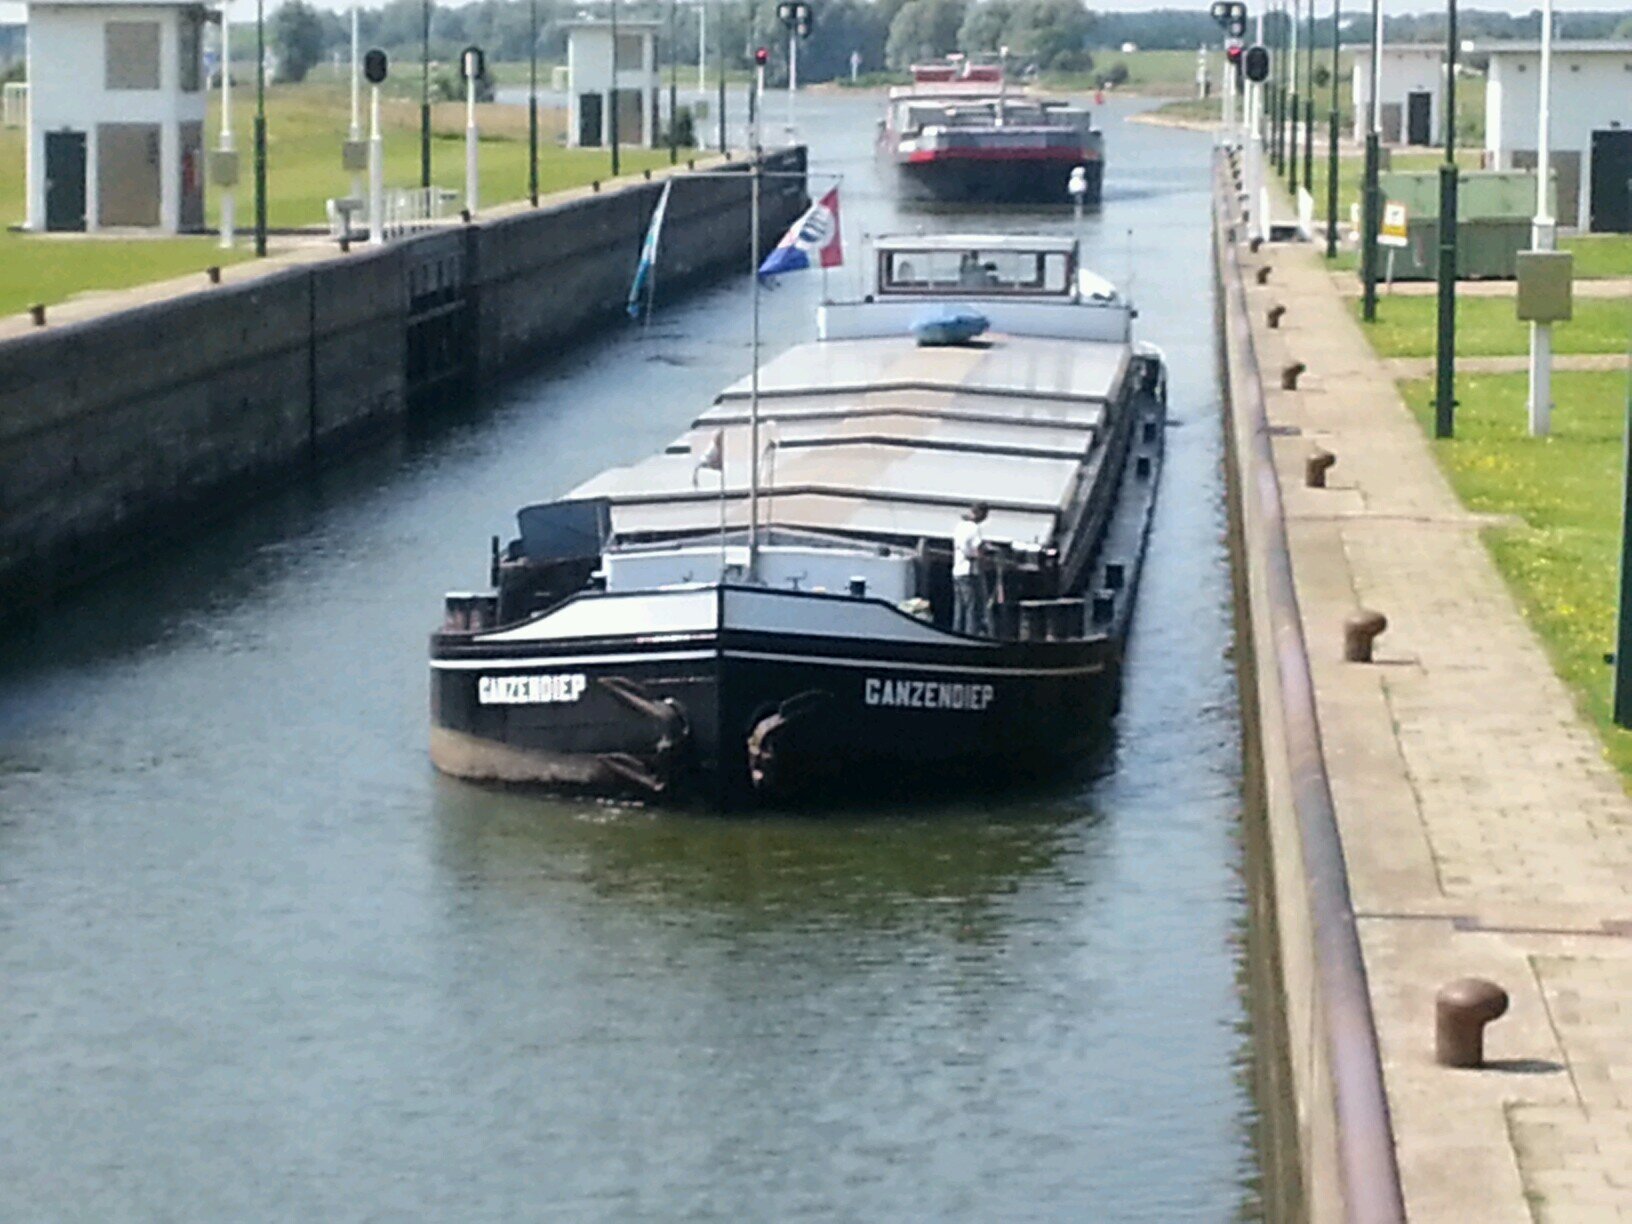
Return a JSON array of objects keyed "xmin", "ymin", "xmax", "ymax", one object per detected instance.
[{"xmin": 0, "ymin": 80, "xmax": 678, "ymax": 316}]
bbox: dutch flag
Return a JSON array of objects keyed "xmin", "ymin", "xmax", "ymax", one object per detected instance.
[{"xmin": 757, "ymin": 188, "xmax": 843, "ymax": 281}]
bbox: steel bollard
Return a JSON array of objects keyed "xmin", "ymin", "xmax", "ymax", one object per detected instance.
[
  {"xmin": 1255, "ymin": 265, "xmax": 1272, "ymax": 285},
  {"xmin": 1435, "ymin": 978, "xmax": 1509, "ymax": 1068},
  {"xmin": 206, "ymin": 265, "xmax": 222, "ymax": 284},
  {"xmin": 1249, "ymin": 236, "xmax": 1263, "ymax": 254},
  {"xmin": 1267, "ymin": 305, "xmax": 1287, "ymax": 329},
  {"xmin": 1344, "ymin": 609, "xmax": 1388, "ymax": 662},
  {"xmin": 29, "ymin": 303, "xmax": 46, "ymax": 327},
  {"xmin": 1305, "ymin": 447, "xmax": 1336, "ymax": 488},
  {"xmin": 1281, "ymin": 361, "xmax": 1308, "ymax": 390}
]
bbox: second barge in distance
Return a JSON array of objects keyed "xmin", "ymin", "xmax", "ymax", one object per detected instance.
[
  {"xmin": 429, "ymin": 233, "xmax": 1166, "ymax": 807},
  {"xmin": 878, "ymin": 61, "xmax": 1105, "ymax": 205}
]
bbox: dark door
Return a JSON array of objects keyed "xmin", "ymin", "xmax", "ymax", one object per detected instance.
[
  {"xmin": 44, "ymin": 130, "xmax": 87, "ymax": 232},
  {"xmin": 1590, "ymin": 129, "xmax": 1632, "ymax": 233},
  {"xmin": 578, "ymin": 92, "xmax": 602, "ymax": 147},
  {"xmin": 1406, "ymin": 92, "xmax": 1432, "ymax": 146}
]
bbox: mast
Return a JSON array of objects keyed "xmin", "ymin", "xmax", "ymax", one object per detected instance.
[{"xmin": 747, "ymin": 54, "xmax": 764, "ymax": 580}]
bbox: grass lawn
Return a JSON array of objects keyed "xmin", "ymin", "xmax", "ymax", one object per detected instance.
[
  {"xmin": 1563, "ymin": 234, "xmax": 1632, "ymax": 279},
  {"xmin": 1399, "ymin": 370, "xmax": 1632, "ymax": 777},
  {"xmin": 1354, "ymin": 293, "xmax": 1630, "ymax": 357},
  {"xmin": 0, "ymin": 81, "xmax": 678, "ymax": 316}
]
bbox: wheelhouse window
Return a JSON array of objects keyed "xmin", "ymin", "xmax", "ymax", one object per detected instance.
[{"xmin": 880, "ymin": 249, "xmax": 1072, "ymax": 296}]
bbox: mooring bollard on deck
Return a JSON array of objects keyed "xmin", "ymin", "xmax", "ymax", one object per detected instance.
[
  {"xmin": 1344, "ymin": 609, "xmax": 1387, "ymax": 662},
  {"xmin": 1435, "ymin": 978, "xmax": 1509, "ymax": 1068},
  {"xmin": 1305, "ymin": 447, "xmax": 1336, "ymax": 488},
  {"xmin": 1281, "ymin": 361, "xmax": 1307, "ymax": 390}
]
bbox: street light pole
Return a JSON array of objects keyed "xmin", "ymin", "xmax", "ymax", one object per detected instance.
[
  {"xmin": 1360, "ymin": 0, "xmax": 1382, "ymax": 321},
  {"xmin": 1613, "ymin": 355, "xmax": 1632, "ymax": 726},
  {"xmin": 218, "ymin": 0, "xmax": 235, "ymax": 250},
  {"xmin": 1303, "ymin": 0, "xmax": 1314, "ymax": 192},
  {"xmin": 420, "ymin": 0, "xmax": 431, "ymax": 190},
  {"xmin": 349, "ymin": 3, "xmax": 361, "ymax": 205},
  {"xmin": 609, "ymin": 0, "xmax": 620, "ymax": 177},
  {"xmin": 1288, "ymin": 0, "xmax": 1299, "ymax": 192},
  {"xmin": 717, "ymin": 0, "xmax": 727, "ymax": 152},
  {"xmin": 1271, "ymin": 1, "xmax": 1284, "ymax": 173},
  {"xmin": 529, "ymin": 0, "xmax": 539, "ymax": 204},
  {"xmin": 253, "ymin": 0, "xmax": 266, "ymax": 257},
  {"xmin": 1433, "ymin": 0, "xmax": 1458, "ymax": 438},
  {"xmin": 1325, "ymin": 0, "xmax": 1339, "ymax": 258},
  {"xmin": 1528, "ymin": 0, "xmax": 1556, "ymax": 436},
  {"xmin": 669, "ymin": 0, "xmax": 679, "ymax": 163}
]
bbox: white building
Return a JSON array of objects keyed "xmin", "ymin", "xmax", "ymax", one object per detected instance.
[
  {"xmin": 565, "ymin": 19, "xmax": 660, "ymax": 150},
  {"xmin": 1479, "ymin": 40, "xmax": 1632, "ymax": 233},
  {"xmin": 25, "ymin": 0, "xmax": 212, "ymax": 232},
  {"xmin": 1351, "ymin": 45, "xmax": 1445, "ymax": 146}
]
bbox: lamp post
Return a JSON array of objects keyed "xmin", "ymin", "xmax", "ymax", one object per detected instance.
[
  {"xmin": 1360, "ymin": 0, "xmax": 1382, "ymax": 321},
  {"xmin": 218, "ymin": 0, "xmax": 234, "ymax": 250},
  {"xmin": 717, "ymin": 0, "xmax": 727, "ymax": 152},
  {"xmin": 1325, "ymin": 0, "xmax": 1339, "ymax": 258},
  {"xmin": 462, "ymin": 45, "xmax": 482, "ymax": 215},
  {"xmin": 1613, "ymin": 355, "xmax": 1632, "ymax": 727},
  {"xmin": 1432, "ymin": 0, "xmax": 1458, "ymax": 438},
  {"xmin": 609, "ymin": 0, "xmax": 620, "ymax": 177},
  {"xmin": 529, "ymin": 0, "xmax": 539, "ymax": 205},
  {"xmin": 669, "ymin": 0, "xmax": 679, "ymax": 163},
  {"xmin": 1287, "ymin": 0, "xmax": 1299, "ymax": 191},
  {"xmin": 420, "ymin": 0, "xmax": 431, "ymax": 190},
  {"xmin": 1303, "ymin": 0, "xmax": 1314, "ymax": 193},
  {"xmin": 348, "ymin": 3, "xmax": 362, "ymax": 207},
  {"xmin": 253, "ymin": 0, "xmax": 266, "ymax": 257},
  {"xmin": 1528, "ymin": 0, "xmax": 1556, "ymax": 436},
  {"xmin": 1271, "ymin": 0, "xmax": 1283, "ymax": 172}
]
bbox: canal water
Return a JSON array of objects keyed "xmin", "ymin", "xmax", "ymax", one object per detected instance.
[{"xmin": 0, "ymin": 96, "xmax": 1254, "ymax": 1219}]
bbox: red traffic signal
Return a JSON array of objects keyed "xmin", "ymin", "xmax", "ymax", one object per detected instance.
[
  {"xmin": 754, "ymin": 47, "xmax": 769, "ymax": 65},
  {"xmin": 1225, "ymin": 42, "xmax": 1243, "ymax": 65}
]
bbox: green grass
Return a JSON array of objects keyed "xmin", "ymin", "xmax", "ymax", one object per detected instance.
[
  {"xmin": 1354, "ymin": 293, "xmax": 1630, "ymax": 357},
  {"xmin": 0, "ymin": 81, "xmax": 676, "ymax": 316},
  {"xmin": 1399, "ymin": 370, "xmax": 1632, "ymax": 778},
  {"xmin": 1563, "ymin": 235, "xmax": 1632, "ymax": 279}
]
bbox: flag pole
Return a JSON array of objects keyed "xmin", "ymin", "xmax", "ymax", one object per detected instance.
[{"xmin": 748, "ymin": 55, "xmax": 764, "ymax": 582}]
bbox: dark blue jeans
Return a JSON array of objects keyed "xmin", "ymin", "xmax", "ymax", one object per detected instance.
[{"xmin": 953, "ymin": 574, "xmax": 989, "ymax": 637}]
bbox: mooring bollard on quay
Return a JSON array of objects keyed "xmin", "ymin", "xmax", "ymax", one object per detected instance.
[{"xmin": 1435, "ymin": 978, "xmax": 1510, "ymax": 1068}]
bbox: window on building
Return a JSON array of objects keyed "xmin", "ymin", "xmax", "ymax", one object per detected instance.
[
  {"xmin": 178, "ymin": 14, "xmax": 201, "ymax": 92},
  {"xmin": 614, "ymin": 33, "xmax": 643, "ymax": 72},
  {"xmin": 106, "ymin": 21, "xmax": 161, "ymax": 90}
]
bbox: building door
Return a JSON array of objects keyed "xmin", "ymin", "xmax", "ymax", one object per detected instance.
[
  {"xmin": 1589, "ymin": 129, "xmax": 1632, "ymax": 233},
  {"xmin": 98, "ymin": 123, "xmax": 161, "ymax": 226},
  {"xmin": 1406, "ymin": 91, "xmax": 1432, "ymax": 146},
  {"xmin": 44, "ymin": 129, "xmax": 87, "ymax": 231},
  {"xmin": 578, "ymin": 92, "xmax": 602, "ymax": 147},
  {"xmin": 178, "ymin": 121, "xmax": 204, "ymax": 230}
]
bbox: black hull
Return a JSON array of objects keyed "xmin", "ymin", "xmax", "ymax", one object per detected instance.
[
  {"xmin": 890, "ymin": 156, "xmax": 1103, "ymax": 206},
  {"xmin": 431, "ymin": 631, "xmax": 1123, "ymax": 808}
]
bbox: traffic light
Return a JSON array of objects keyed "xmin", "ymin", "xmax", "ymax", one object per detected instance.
[
  {"xmin": 754, "ymin": 47, "xmax": 769, "ymax": 66},
  {"xmin": 1225, "ymin": 40, "xmax": 1244, "ymax": 73},
  {"xmin": 363, "ymin": 48, "xmax": 388, "ymax": 84},
  {"xmin": 796, "ymin": 8, "xmax": 814, "ymax": 38},
  {"xmin": 777, "ymin": 2, "xmax": 814, "ymax": 39},
  {"xmin": 1243, "ymin": 45, "xmax": 1270, "ymax": 83},
  {"xmin": 1209, "ymin": 1, "xmax": 1248, "ymax": 39}
]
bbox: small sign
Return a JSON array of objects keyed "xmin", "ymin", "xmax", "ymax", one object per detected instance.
[{"xmin": 1380, "ymin": 201, "xmax": 1409, "ymax": 248}]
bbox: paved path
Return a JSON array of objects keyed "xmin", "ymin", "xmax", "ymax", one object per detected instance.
[
  {"xmin": 1386, "ymin": 353, "xmax": 1630, "ymax": 377},
  {"xmin": 1244, "ymin": 240, "xmax": 1632, "ymax": 1221},
  {"xmin": 1333, "ymin": 272, "xmax": 1632, "ymax": 298}
]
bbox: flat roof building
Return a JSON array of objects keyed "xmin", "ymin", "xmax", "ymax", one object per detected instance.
[
  {"xmin": 1350, "ymin": 44, "xmax": 1446, "ymax": 147},
  {"xmin": 25, "ymin": 0, "xmax": 213, "ymax": 233},
  {"xmin": 1476, "ymin": 40, "xmax": 1632, "ymax": 232},
  {"xmin": 565, "ymin": 19, "xmax": 660, "ymax": 151}
]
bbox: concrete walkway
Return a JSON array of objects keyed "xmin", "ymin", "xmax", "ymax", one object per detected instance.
[
  {"xmin": 1333, "ymin": 272, "xmax": 1632, "ymax": 299},
  {"xmin": 1244, "ymin": 241, "xmax": 1632, "ymax": 1221}
]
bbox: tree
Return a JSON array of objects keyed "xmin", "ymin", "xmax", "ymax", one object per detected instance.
[
  {"xmin": 1000, "ymin": 0, "xmax": 1091, "ymax": 72},
  {"xmin": 272, "ymin": 0, "xmax": 325, "ymax": 83},
  {"xmin": 886, "ymin": 0, "xmax": 968, "ymax": 70},
  {"xmin": 957, "ymin": 0, "xmax": 1011, "ymax": 55}
]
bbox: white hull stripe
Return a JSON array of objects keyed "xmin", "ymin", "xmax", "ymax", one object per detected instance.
[
  {"xmin": 431, "ymin": 648, "xmax": 1105, "ymax": 678},
  {"xmin": 432, "ymin": 650, "xmax": 717, "ymax": 671}
]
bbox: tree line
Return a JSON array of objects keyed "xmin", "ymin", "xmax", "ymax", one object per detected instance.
[{"xmin": 251, "ymin": 1, "xmax": 1632, "ymax": 87}]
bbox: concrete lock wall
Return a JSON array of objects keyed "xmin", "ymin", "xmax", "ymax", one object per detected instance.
[{"xmin": 0, "ymin": 149, "xmax": 807, "ymax": 616}]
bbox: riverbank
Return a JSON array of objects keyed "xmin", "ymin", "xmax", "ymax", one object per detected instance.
[{"xmin": 1217, "ymin": 154, "xmax": 1632, "ymax": 1221}]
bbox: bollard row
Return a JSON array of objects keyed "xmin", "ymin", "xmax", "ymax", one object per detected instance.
[{"xmin": 1344, "ymin": 609, "xmax": 1387, "ymax": 662}]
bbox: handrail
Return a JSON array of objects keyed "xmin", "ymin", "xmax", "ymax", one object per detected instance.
[{"xmin": 1212, "ymin": 151, "xmax": 1407, "ymax": 1223}]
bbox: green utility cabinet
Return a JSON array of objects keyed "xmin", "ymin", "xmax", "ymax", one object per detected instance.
[{"xmin": 1375, "ymin": 170, "xmax": 1556, "ymax": 280}]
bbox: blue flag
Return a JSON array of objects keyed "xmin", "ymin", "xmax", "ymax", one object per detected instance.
[{"xmin": 627, "ymin": 180, "xmax": 673, "ymax": 320}]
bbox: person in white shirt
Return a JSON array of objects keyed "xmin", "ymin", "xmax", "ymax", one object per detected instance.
[{"xmin": 952, "ymin": 502, "xmax": 990, "ymax": 636}]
